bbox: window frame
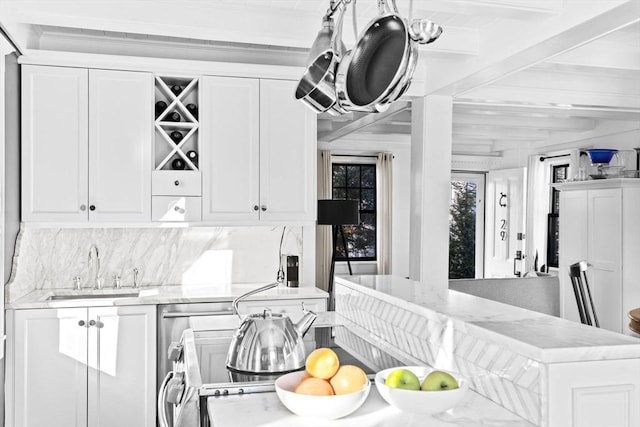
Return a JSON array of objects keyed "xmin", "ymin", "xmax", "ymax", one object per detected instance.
[
  {"xmin": 331, "ymin": 156, "xmax": 377, "ymax": 262},
  {"xmin": 546, "ymin": 163, "xmax": 569, "ymax": 269}
]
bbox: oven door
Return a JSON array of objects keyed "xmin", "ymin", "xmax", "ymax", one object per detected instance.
[
  {"xmin": 157, "ymin": 302, "xmax": 238, "ymax": 390},
  {"xmin": 158, "ymin": 330, "xmax": 210, "ymax": 427}
]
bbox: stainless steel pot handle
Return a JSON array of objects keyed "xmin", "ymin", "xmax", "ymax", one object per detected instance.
[
  {"xmin": 232, "ymin": 282, "xmax": 279, "ymax": 318},
  {"xmin": 158, "ymin": 371, "xmax": 174, "ymax": 427}
]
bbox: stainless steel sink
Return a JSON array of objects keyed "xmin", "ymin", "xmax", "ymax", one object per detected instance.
[{"xmin": 47, "ymin": 292, "xmax": 140, "ymax": 301}]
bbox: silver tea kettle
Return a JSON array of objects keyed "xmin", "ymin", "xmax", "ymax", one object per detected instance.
[{"xmin": 226, "ymin": 282, "xmax": 317, "ymax": 374}]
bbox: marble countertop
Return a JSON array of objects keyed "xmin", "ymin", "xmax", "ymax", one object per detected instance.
[
  {"xmin": 336, "ymin": 275, "xmax": 640, "ymax": 363},
  {"xmin": 207, "ymin": 383, "xmax": 534, "ymax": 427},
  {"xmin": 6, "ymin": 282, "xmax": 328, "ymax": 309}
]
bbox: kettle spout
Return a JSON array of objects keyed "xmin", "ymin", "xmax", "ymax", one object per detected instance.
[{"xmin": 295, "ymin": 302, "xmax": 317, "ymax": 337}]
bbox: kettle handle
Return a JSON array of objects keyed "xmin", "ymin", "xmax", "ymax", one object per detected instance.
[{"xmin": 232, "ymin": 282, "xmax": 279, "ymax": 319}]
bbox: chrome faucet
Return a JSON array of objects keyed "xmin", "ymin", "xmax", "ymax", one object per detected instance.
[{"xmin": 88, "ymin": 244, "xmax": 102, "ymax": 290}]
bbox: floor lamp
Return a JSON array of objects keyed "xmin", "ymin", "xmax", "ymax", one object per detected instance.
[{"xmin": 317, "ymin": 199, "xmax": 360, "ymax": 311}]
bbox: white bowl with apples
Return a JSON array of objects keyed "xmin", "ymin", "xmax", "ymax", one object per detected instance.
[{"xmin": 375, "ymin": 366, "xmax": 468, "ymax": 414}]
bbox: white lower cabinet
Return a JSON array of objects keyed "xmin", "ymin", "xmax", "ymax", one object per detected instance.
[{"xmin": 6, "ymin": 305, "xmax": 157, "ymax": 427}]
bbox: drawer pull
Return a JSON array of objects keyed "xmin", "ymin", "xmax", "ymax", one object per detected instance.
[
  {"xmin": 174, "ymin": 205, "xmax": 186, "ymax": 214},
  {"xmin": 174, "ymin": 180, "xmax": 180, "ymax": 186}
]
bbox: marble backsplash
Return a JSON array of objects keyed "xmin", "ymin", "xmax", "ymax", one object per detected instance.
[{"xmin": 6, "ymin": 224, "xmax": 302, "ymax": 301}]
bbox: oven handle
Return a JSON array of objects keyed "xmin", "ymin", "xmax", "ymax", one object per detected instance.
[
  {"xmin": 158, "ymin": 370, "xmax": 174, "ymax": 427},
  {"xmin": 162, "ymin": 309, "xmax": 233, "ymax": 319}
]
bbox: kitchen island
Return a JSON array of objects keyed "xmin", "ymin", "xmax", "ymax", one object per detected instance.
[{"xmin": 333, "ymin": 275, "xmax": 640, "ymax": 427}]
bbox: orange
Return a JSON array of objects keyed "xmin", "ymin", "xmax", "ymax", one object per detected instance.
[
  {"xmin": 305, "ymin": 348, "xmax": 340, "ymax": 380},
  {"xmin": 329, "ymin": 365, "xmax": 368, "ymax": 395},
  {"xmin": 294, "ymin": 377, "xmax": 335, "ymax": 396}
]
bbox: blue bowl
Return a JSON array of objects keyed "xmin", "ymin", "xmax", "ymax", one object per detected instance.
[{"xmin": 586, "ymin": 149, "xmax": 617, "ymax": 164}]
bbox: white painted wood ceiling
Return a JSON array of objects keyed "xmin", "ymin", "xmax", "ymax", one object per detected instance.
[{"xmin": 2, "ymin": 0, "xmax": 639, "ymax": 158}]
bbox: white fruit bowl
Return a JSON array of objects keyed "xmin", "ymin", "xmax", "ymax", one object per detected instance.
[
  {"xmin": 375, "ymin": 366, "xmax": 468, "ymax": 414},
  {"xmin": 275, "ymin": 371, "xmax": 371, "ymax": 419}
]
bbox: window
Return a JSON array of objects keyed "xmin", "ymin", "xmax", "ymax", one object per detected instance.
[
  {"xmin": 449, "ymin": 173, "xmax": 485, "ymax": 279},
  {"xmin": 332, "ymin": 163, "xmax": 376, "ymax": 261},
  {"xmin": 547, "ymin": 164, "xmax": 568, "ymax": 268}
]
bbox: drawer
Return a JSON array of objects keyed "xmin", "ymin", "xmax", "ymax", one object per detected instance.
[
  {"xmin": 152, "ymin": 171, "xmax": 201, "ymax": 196},
  {"xmin": 152, "ymin": 196, "xmax": 201, "ymax": 222}
]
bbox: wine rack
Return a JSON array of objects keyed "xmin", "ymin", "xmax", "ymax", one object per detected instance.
[
  {"xmin": 152, "ymin": 75, "xmax": 202, "ymax": 222},
  {"xmin": 154, "ymin": 75, "xmax": 199, "ymax": 171}
]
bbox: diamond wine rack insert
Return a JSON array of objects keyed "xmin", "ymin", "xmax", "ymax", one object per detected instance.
[{"xmin": 154, "ymin": 76, "xmax": 199, "ymax": 171}]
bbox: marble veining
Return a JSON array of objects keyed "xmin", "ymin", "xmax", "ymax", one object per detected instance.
[{"xmin": 6, "ymin": 224, "xmax": 302, "ymax": 302}]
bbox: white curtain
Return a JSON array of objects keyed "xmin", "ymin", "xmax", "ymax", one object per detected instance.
[
  {"xmin": 376, "ymin": 153, "xmax": 393, "ymax": 275},
  {"xmin": 316, "ymin": 150, "xmax": 332, "ymax": 291}
]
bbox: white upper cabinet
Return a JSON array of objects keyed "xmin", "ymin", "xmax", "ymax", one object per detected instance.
[
  {"xmin": 201, "ymin": 75, "xmax": 260, "ymax": 222},
  {"xmin": 259, "ymin": 79, "xmax": 316, "ymax": 222},
  {"xmin": 22, "ymin": 65, "xmax": 89, "ymax": 221},
  {"xmin": 21, "ymin": 65, "xmax": 152, "ymax": 222},
  {"xmin": 88, "ymin": 69, "xmax": 152, "ymax": 221},
  {"xmin": 201, "ymin": 76, "xmax": 316, "ymax": 223}
]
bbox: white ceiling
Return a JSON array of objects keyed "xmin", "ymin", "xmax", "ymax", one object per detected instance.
[{"xmin": 2, "ymin": 0, "xmax": 639, "ymax": 159}]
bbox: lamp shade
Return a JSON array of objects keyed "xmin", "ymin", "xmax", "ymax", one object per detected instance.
[{"xmin": 317, "ymin": 200, "xmax": 359, "ymax": 225}]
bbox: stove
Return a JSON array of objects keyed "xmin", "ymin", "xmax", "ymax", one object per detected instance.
[{"xmin": 158, "ymin": 325, "xmax": 403, "ymax": 427}]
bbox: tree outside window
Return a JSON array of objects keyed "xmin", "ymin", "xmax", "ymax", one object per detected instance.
[
  {"xmin": 332, "ymin": 163, "xmax": 376, "ymax": 261},
  {"xmin": 449, "ymin": 181, "xmax": 477, "ymax": 279}
]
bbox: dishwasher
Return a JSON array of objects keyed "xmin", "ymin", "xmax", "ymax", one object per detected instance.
[{"xmin": 157, "ymin": 302, "xmax": 240, "ymax": 392}]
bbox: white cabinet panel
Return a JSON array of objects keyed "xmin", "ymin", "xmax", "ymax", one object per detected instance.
[
  {"xmin": 88, "ymin": 306, "xmax": 156, "ymax": 427},
  {"xmin": 7, "ymin": 305, "xmax": 156, "ymax": 427},
  {"xmin": 558, "ymin": 181, "xmax": 639, "ymax": 334},
  {"xmin": 11, "ymin": 308, "xmax": 88, "ymax": 427},
  {"xmin": 88, "ymin": 69, "xmax": 152, "ymax": 221},
  {"xmin": 201, "ymin": 77, "xmax": 315, "ymax": 224},
  {"xmin": 201, "ymin": 75, "xmax": 260, "ymax": 222},
  {"xmin": 22, "ymin": 66, "xmax": 153, "ymax": 223},
  {"xmin": 21, "ymin": 65, "xmax": 89, "ymax": 221},
  {"xmin": 259, "ymin": 79, "xmax": 316, "ymax": 222}
]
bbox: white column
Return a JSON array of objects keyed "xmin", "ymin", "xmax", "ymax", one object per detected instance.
[{"xmin": 409, "ymin": 95, "xmax": 453, "ymax": 291}]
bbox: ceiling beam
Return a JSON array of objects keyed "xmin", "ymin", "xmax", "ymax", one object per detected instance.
[
  {"xmin": 423, "ymin": 0, "xmax": 640, "ymax": 96},
  {"xmin": 318, "ymin": 101, "xmax": 411, "ymax": 142},
  {"xmin": 414, "ymin": 0, "xmax": 562, "ymax": 19},
  {"xmin": 454, "ymin": 113, "xmax": 597, "ymax": 131}
]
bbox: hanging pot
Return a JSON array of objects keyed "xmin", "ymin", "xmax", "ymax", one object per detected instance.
[
  {"xmin": 335, "ymin": 0, "xmax": 417, "ymax": 113},
  {"xmin": 295, "ymin": 1, "xmax": 349, "ymax": 116}
]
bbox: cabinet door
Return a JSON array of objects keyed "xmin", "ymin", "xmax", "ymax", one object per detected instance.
[
  {"xmin": 587, "ymin": 188, "xmax": 622, "ymax": 332},
  {"xmin": 11, "ymin": 308, "xmax": 88, "ymax": 427},
  {"xmin": 201, "ymin": 76, "xmax": 260, "ymax": 222},
  {"xmin": 87, "ymin": 305, "xmax": 156, "ymax": 427},
  {"xmin": 89, "ymin": 69, "xmax": 152, "ymax": 222},
  {"xmin": 22, "ymin": 65, "xmax": 89, "ymax": 221},
  {"xmin": 259, "ymin": 79, "xmax": 316, "ymax": 222},
  {"xmin": 559, "ymin": 190, "xmax": 588, "ymax": 323}
]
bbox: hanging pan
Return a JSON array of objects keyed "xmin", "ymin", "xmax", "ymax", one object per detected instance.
[
  {"xmin": 335, "ymin": 0, "xmax": 416, "ymax": 113},
  {"xmin": 295, "ymin": 1, "xmax": 349, "ymax": 116}
]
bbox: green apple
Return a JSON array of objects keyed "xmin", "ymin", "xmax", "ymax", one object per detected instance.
[
  {"xmin": 385, "ymin": 368, "xmax": 421, "ymax": 390},
  {"xmin": 421, "ymin": 370, "xmax": 459, "ymax": 391}
]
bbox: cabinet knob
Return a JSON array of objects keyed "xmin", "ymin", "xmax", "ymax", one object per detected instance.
[
  {"xmin": 80, "ymin": 205, "xmax": 86, "ymax": 211},
  {"xmin": 253, "ymin": 205, "xmax": 259, "ymax": 211},
  {"xmin": 261, "ymin": 205, "xmax": 267, "ymax": 212},
  {"xmin": 89, "ymin": 205, "xmax": 96, "ymax": 211},
  {"xmin": 174, "ymin": 180, "xmax": 180, "ymax": 186},
  {"xmin": 89, "ymin": 320, "xmax": 96, "ymax": 327},
  {"xmin": 78, "ymin": 320, "xmax": 86, "ymax": 327}
]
